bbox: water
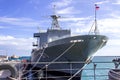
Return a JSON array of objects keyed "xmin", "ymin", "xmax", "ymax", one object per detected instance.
[
  {"xmin": 82, "ymin": 56, "xmax": 120, "ymax": 80},
  {"xmin": 8, "ymin": 56, "xmax": 31, "ymax": 61}
]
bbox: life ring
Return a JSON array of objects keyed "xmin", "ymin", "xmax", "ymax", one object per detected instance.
[{"xmin": 0, "ymin": 64, "xmax": 18, "ymax": 79}]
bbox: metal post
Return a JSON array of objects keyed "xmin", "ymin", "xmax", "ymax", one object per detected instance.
[
  {"xmin": 19, "ymin": 63, "xmax": 20, "ymax": 80},
  {"xmin": 94, "ymin": 63, "xmax": 97, "ymax": 80},
  {"xmin": 70, "ymin": 63, "xmax": 73, "ymax": 77},
  {"xmin": 45, "ymin": 65, "xmax": 48, "ymax": 80}
]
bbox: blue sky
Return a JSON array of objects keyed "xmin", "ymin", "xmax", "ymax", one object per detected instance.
[{"xmin": 0, "ymin": 0, "xmax": 120, "ymax": 56}]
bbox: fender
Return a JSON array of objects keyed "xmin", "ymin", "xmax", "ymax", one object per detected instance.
[{"xmin": 0, "ymin": 64, "xmax": 18, "ymax": 79}]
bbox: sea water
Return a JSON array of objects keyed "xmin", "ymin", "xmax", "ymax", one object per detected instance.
[{"xmin": 81, "ymin": 56, "xmax": 120, "ymax": 80}]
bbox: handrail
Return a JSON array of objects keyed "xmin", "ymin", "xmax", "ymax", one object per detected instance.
[{"xmin": 0, "ymin": 61, "xmax": 116, "ymax": 80}]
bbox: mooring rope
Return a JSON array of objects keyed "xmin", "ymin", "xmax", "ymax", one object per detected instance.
[
  {"xmin": 25, "ymin": 42, "xmax": 76, "ymax": 79},
  {"xmin": 22, "ymin": 48, "xmax": 46, "ymax": 77}
]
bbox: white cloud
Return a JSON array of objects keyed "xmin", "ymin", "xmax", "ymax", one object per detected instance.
[
  {"xmin": 108, "ymin": 11, "xmax": 120, "ymax": 18},
  {"xmin": 95, "ymin": 0, "xmax": 109, "ymax": 4},
  {"xmin": 29, "ymin": 0, "xmax": 42, "ymax": 10},
  {"xmin": 0, "ymin": 36, "xmax": 15, "ymax": 40},
  {"xmin": 108, "ymin": 39, "xmax": 120, "ymax": 46},
  {"xmin": 51, "ymin": 0, "xmax": 73, "ymax": 8},
  {"xmin": 0, "ymin": 17, "xmax": 40, "ymax": 27},
  {"xmin": 98, "ymin": 17, "xmax": 120, "ymax": 35},
  {"xmin": 50, "ymin": 0, "xmax": 80, "ymax": 15},
  {"xmin": 112, "ymin": 0, "xmax": 120, "ymax": 4},
  {"xmin": 60, "ymin": 16, "xmax": 93, "ymax": 34},
  {"xmin": 58, "ymin": 11, "xmax": 120, "ymax": 40},
  {"xmin": 60, "ymin": 17, "xmax": 90, "ymax": 22},
  {"xmin": 57, "ymin": 6, "xmax": 80, "ymax": 15},
  {"xmin": 29, "ymin": 0, "xmax": 40, "ymax": 5},
  {"xmin": 65, "ymin": 12, "xmax": 120, "ymax": 37},
  {"xmin": 95, "ymin": 39, "xmax": 120, "ymax": 56},
  {"xmin": 0, "ymin": 26, "xmax": 5, "ymax": 29},
  {"xmin": 0, "ymin": 35, "xmax": 34, "ymax": 50}
]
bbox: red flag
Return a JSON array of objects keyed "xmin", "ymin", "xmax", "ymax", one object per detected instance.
[{"xmin": 95, "ymin": 4, "xmax": 99, "ymax": 10}]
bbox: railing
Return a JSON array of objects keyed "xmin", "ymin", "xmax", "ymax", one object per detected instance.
[
  {"xmin": 82, "ymin": 61, "xmax": 116, "ymax": 80},
  {"xmin": 0, "ymin": 60, "xmax": 118, "ymax": 80}
]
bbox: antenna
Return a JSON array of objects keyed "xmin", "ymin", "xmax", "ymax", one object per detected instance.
[
  {"xmin": 53, "ymin": 5, "xmax": 57, "ymax": 15},
  {"xmin": 37, "ymin": 26, "xmax": 41, "ymax": 33}
]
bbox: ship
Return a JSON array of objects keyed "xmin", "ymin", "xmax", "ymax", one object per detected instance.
[{"xmin": 29, "ymin": 5, "xmax": 108, "ymax": 80}]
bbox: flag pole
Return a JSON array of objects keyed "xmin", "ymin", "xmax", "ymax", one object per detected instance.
[
  {"xmin": 95, "ymin": 4, "xmax": 97, "ymax": 22},
  {"xmin": 94, "ymin": 4, "xmax": 99, "ymax": 35}
]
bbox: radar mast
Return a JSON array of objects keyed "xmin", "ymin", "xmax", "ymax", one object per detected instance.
[{"xmin": 51, "ymin": 5, "xmax": 61, "ymax": 30}]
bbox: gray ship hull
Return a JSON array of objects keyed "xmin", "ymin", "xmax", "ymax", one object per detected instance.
[{"xmin": 31, "ymin": 35, "xmax": 108, "ymax": 79}]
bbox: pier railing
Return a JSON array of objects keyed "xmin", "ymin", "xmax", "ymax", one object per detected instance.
[
  {"xmin": 0, "ymin": 61, "xmax": 117, "ymax": 80},
  {"xmin": 82, "ymin": 62, "xmax": 115, "ymax": 80}
]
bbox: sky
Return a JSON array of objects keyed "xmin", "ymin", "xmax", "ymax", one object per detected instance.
[{"xmin": 0, "ymin": 0, "xmax": 120, "ymax": 56}]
